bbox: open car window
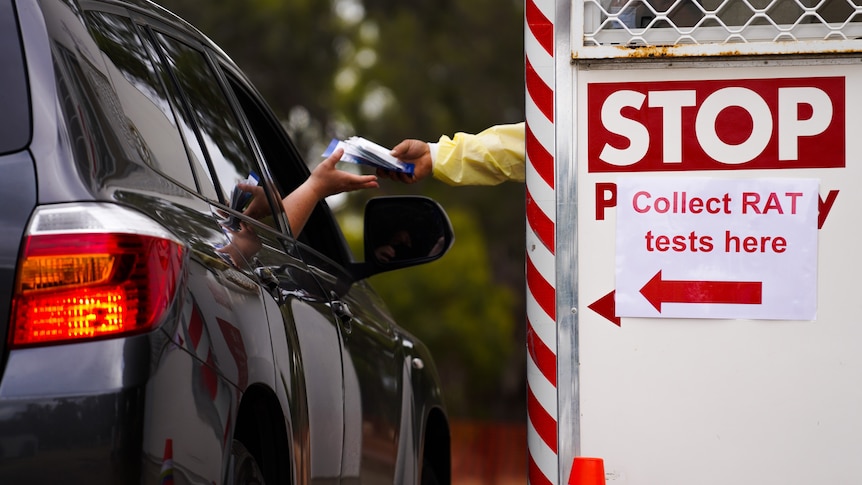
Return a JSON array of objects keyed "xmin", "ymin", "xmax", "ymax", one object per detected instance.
[
  {"xmin": 149, "ymin": 31, "xmax": 284, "ymax": 231},
  {"xmin": 222, "ymin": 69, "xmax": 353, "ymax": 267}
]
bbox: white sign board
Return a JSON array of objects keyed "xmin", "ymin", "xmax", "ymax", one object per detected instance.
[
  {"xmin": 615, "ymin": 176, "xmax": 818, "ymax": 320},
  {"xmin": 573, "ymin": 62, "xmax": 862, "ymax": 485}
]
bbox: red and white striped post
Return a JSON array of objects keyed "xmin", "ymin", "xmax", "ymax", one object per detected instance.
[{"xmin": 525, "ymin": 0, "xmax": 558, "ymax": 483}]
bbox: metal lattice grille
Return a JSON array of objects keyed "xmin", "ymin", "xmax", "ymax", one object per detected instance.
[{"xmin": 584, "ymin": 0, "xmax": 862, "ymax": 47}]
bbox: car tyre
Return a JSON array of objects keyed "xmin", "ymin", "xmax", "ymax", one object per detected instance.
[{"xmin": 231, "ymin": 439, "xmax": 265, "ymax": 485}]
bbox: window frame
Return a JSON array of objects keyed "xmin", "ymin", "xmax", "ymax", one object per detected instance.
[
  {"xmin": 148, "ymin": 28, "xmax": 250, "ymax": 207},
  {"xmin": 140, "ymin": 23, "xmax": 291, "ymax": 236},
  {"xmin": 80, "ymin": 7, "xmax": 205, "ymax": 192},
  {"xmin": 215, "ymin": 62, "xmax": 355, "ymax": 268},
  {"xmin": 133, "ymin": 18, "xmax": 220, "ymax": 200}
]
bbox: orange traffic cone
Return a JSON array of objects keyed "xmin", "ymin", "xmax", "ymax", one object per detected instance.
[{"xmin": 568, "ymin": 457, "xmax": 606, "ymax": 485}]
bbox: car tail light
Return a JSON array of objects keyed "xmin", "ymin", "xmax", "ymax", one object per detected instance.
[{"xmin": 10, "ymin": 204, "xmax": 185, "ymax": 348}]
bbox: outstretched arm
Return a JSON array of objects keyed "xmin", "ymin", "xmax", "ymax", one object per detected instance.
[
  {"xmin": 379, "ymin": 122, "xmax": 526, "ymax": 186},
  {"xmin": 239, "ymin": 148, "xmax": 378, "ymax": 236},
  {"xmin": 281, "ymin": 148, "xmax": 378, "ymax": 235}
]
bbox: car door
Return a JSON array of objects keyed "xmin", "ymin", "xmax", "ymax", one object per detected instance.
[
  {"xmin": 67, "ymin": 6, "xmax": 272, "ymax": 480},
  {"xmin": 220, "ymin": 66, "xmax": 410, "ymax": 483},
  {"xmin": 298, "ymin": 242, "xmax": 409, "ymax": 484},
  {"xmin": 145, "ymin": 27, "xmax": 350, "ymax": 483}
]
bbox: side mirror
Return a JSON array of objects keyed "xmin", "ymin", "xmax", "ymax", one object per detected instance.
[{"xmin": 351, "ymin": 196, "xmax": 454, "ymax": 280}]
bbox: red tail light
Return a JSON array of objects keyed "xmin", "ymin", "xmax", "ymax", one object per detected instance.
[{"xmin": 10, "ymin": 204, "xmax": 185, "ymax": 348}]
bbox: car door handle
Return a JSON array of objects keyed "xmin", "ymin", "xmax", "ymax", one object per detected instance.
[
  {"xmin": 330, "ymin": 293, "xmax": 353, "ymax": 332},
  {"xmin": 252, "ymin": 259, "xmax": 279, "ymax": 292}
]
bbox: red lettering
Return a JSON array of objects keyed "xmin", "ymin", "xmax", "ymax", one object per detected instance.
[
  {"xmin": 762, "ymin": 192, "xmax": 783, "ymax": 214},
  {"xmin": 725, "ymin": 231, "xmax": 787, "ymax": 253},
  {"xmin": 596, "ymin": 182, "xmax": 617, "ymax": 221},
  {"xmin": 785, "ymin": 192, "xmax": 803, "ymax": 214},
  {"xmin": 742, "ymin": 192, "xmax": 761, "ymax": 214},
  {"xmin": 631, "ymin": 191, "xmax": 733, "ymax": 214},
  {"xmin": 633, "ymin": 191, "xmax": 651, "ymax": 213},
  {"xmin": 655, "ymin": 233, "xmax": 670, "ymax": 251},
  {"xmin": 672, "ymin": 234, "xmax": 687, "ymax": 252},
  {"xmin": 645, "ymin": 230, "xmax": 713, "ymax": 252},
  {"xmin": 818, "ymin": 190, "xmax": 839, "ymax": 229},
  {"xmin": 742, "ymin": 191, "xmax": 808, "ymax": 215}
]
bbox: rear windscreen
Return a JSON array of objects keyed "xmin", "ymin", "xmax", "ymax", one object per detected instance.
[{"xmin": 0, "ymin": 0, "xmax": 30, "ymax": 154}]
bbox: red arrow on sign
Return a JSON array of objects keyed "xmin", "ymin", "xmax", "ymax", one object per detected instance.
[
  {"xmin": 588, "ymin": 290, "xmax": 620, "ymax": 326},
  {"xmin": 640, "ymin": 270, "xmax": 763, "ymax": 313}
]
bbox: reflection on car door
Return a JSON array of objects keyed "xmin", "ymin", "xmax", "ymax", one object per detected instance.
[
  {"xmin": 149, "ymin": 29, "xmax": 350, "ymax": 482},
  {"xmin": 220, "ymin": 66, "xmax": 409, "ymax": 482},
  {"xmin": 229, "ymin": 220, "xmax": 349, "ymax": 483},
  {"xmin": 297, "ymin": 244, "xmax": 406, "ymax": 483}
]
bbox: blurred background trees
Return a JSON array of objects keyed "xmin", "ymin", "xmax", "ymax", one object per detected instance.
[{"xmin": 166, "ymin": 0, "xmax": 527, "ymax": 420}]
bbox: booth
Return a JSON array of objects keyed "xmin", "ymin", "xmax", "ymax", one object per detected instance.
[{"xmin": 524, "ymin": 1, "xmax": 862, "ymax": 483}]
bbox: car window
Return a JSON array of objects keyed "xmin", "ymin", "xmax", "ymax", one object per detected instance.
[
  {"xmin": 222, "ymin": 70, "xmax": 352, "ymax": 266},
  {"xmin": 153, "ymin": 32, "xmax": 267, "ymax": 212},
  {"xmin": 136, "ymin": 27, "xmax": 217, "ymax": 200},
  {"xmin": 84, "ymin": 11, "xmax": 197, "ymax": 190},
  {"xmin": 0, "ymin": 0, "xmax": 30, "ymax": 155}
]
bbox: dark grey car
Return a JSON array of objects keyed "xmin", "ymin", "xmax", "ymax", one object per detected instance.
[{"xmin": 0, "ymin": 0, "xmax": 452, "ymax": 483}]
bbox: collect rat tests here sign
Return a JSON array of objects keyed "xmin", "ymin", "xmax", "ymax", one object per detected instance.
[{"xmin": 585, "ymin": 76, "xmax": 845, "ymax": 321}]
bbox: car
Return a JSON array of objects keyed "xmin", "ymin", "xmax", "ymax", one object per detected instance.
[{"xmin": 0, "ymin": 0, "xmax": 453, "ymax": 483}]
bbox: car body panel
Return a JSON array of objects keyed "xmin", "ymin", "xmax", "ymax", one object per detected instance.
[
  {"xmin": 0, "ymin": 0, "xmax": 30, "ymax": 154},
  {"xmin": 0, "ymin": 150, "xmax": 37, "ymax": 365}
]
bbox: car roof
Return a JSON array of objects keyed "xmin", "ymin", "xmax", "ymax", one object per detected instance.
[{"xmin": 92, "ymin": 0, "xmax": 236, "ymax": 64}]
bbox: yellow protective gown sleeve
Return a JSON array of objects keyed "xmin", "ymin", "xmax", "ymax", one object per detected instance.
[{"xmin": 431, "ymin": 122, "xmax": 525, "ymax": 186}]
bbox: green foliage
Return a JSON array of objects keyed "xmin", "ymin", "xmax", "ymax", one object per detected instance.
[
  {"xmin": 340, "ymin": 0, "xmax": 526, "ymax": 146},
  {"xmin": 163, "ymin": 0, "xmax": 344, "ymax": 155}
]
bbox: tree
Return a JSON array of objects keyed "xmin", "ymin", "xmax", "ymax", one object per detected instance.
[{"xmin": 164, "ymin": 0, "xmax": 346, "ymax": 154}]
